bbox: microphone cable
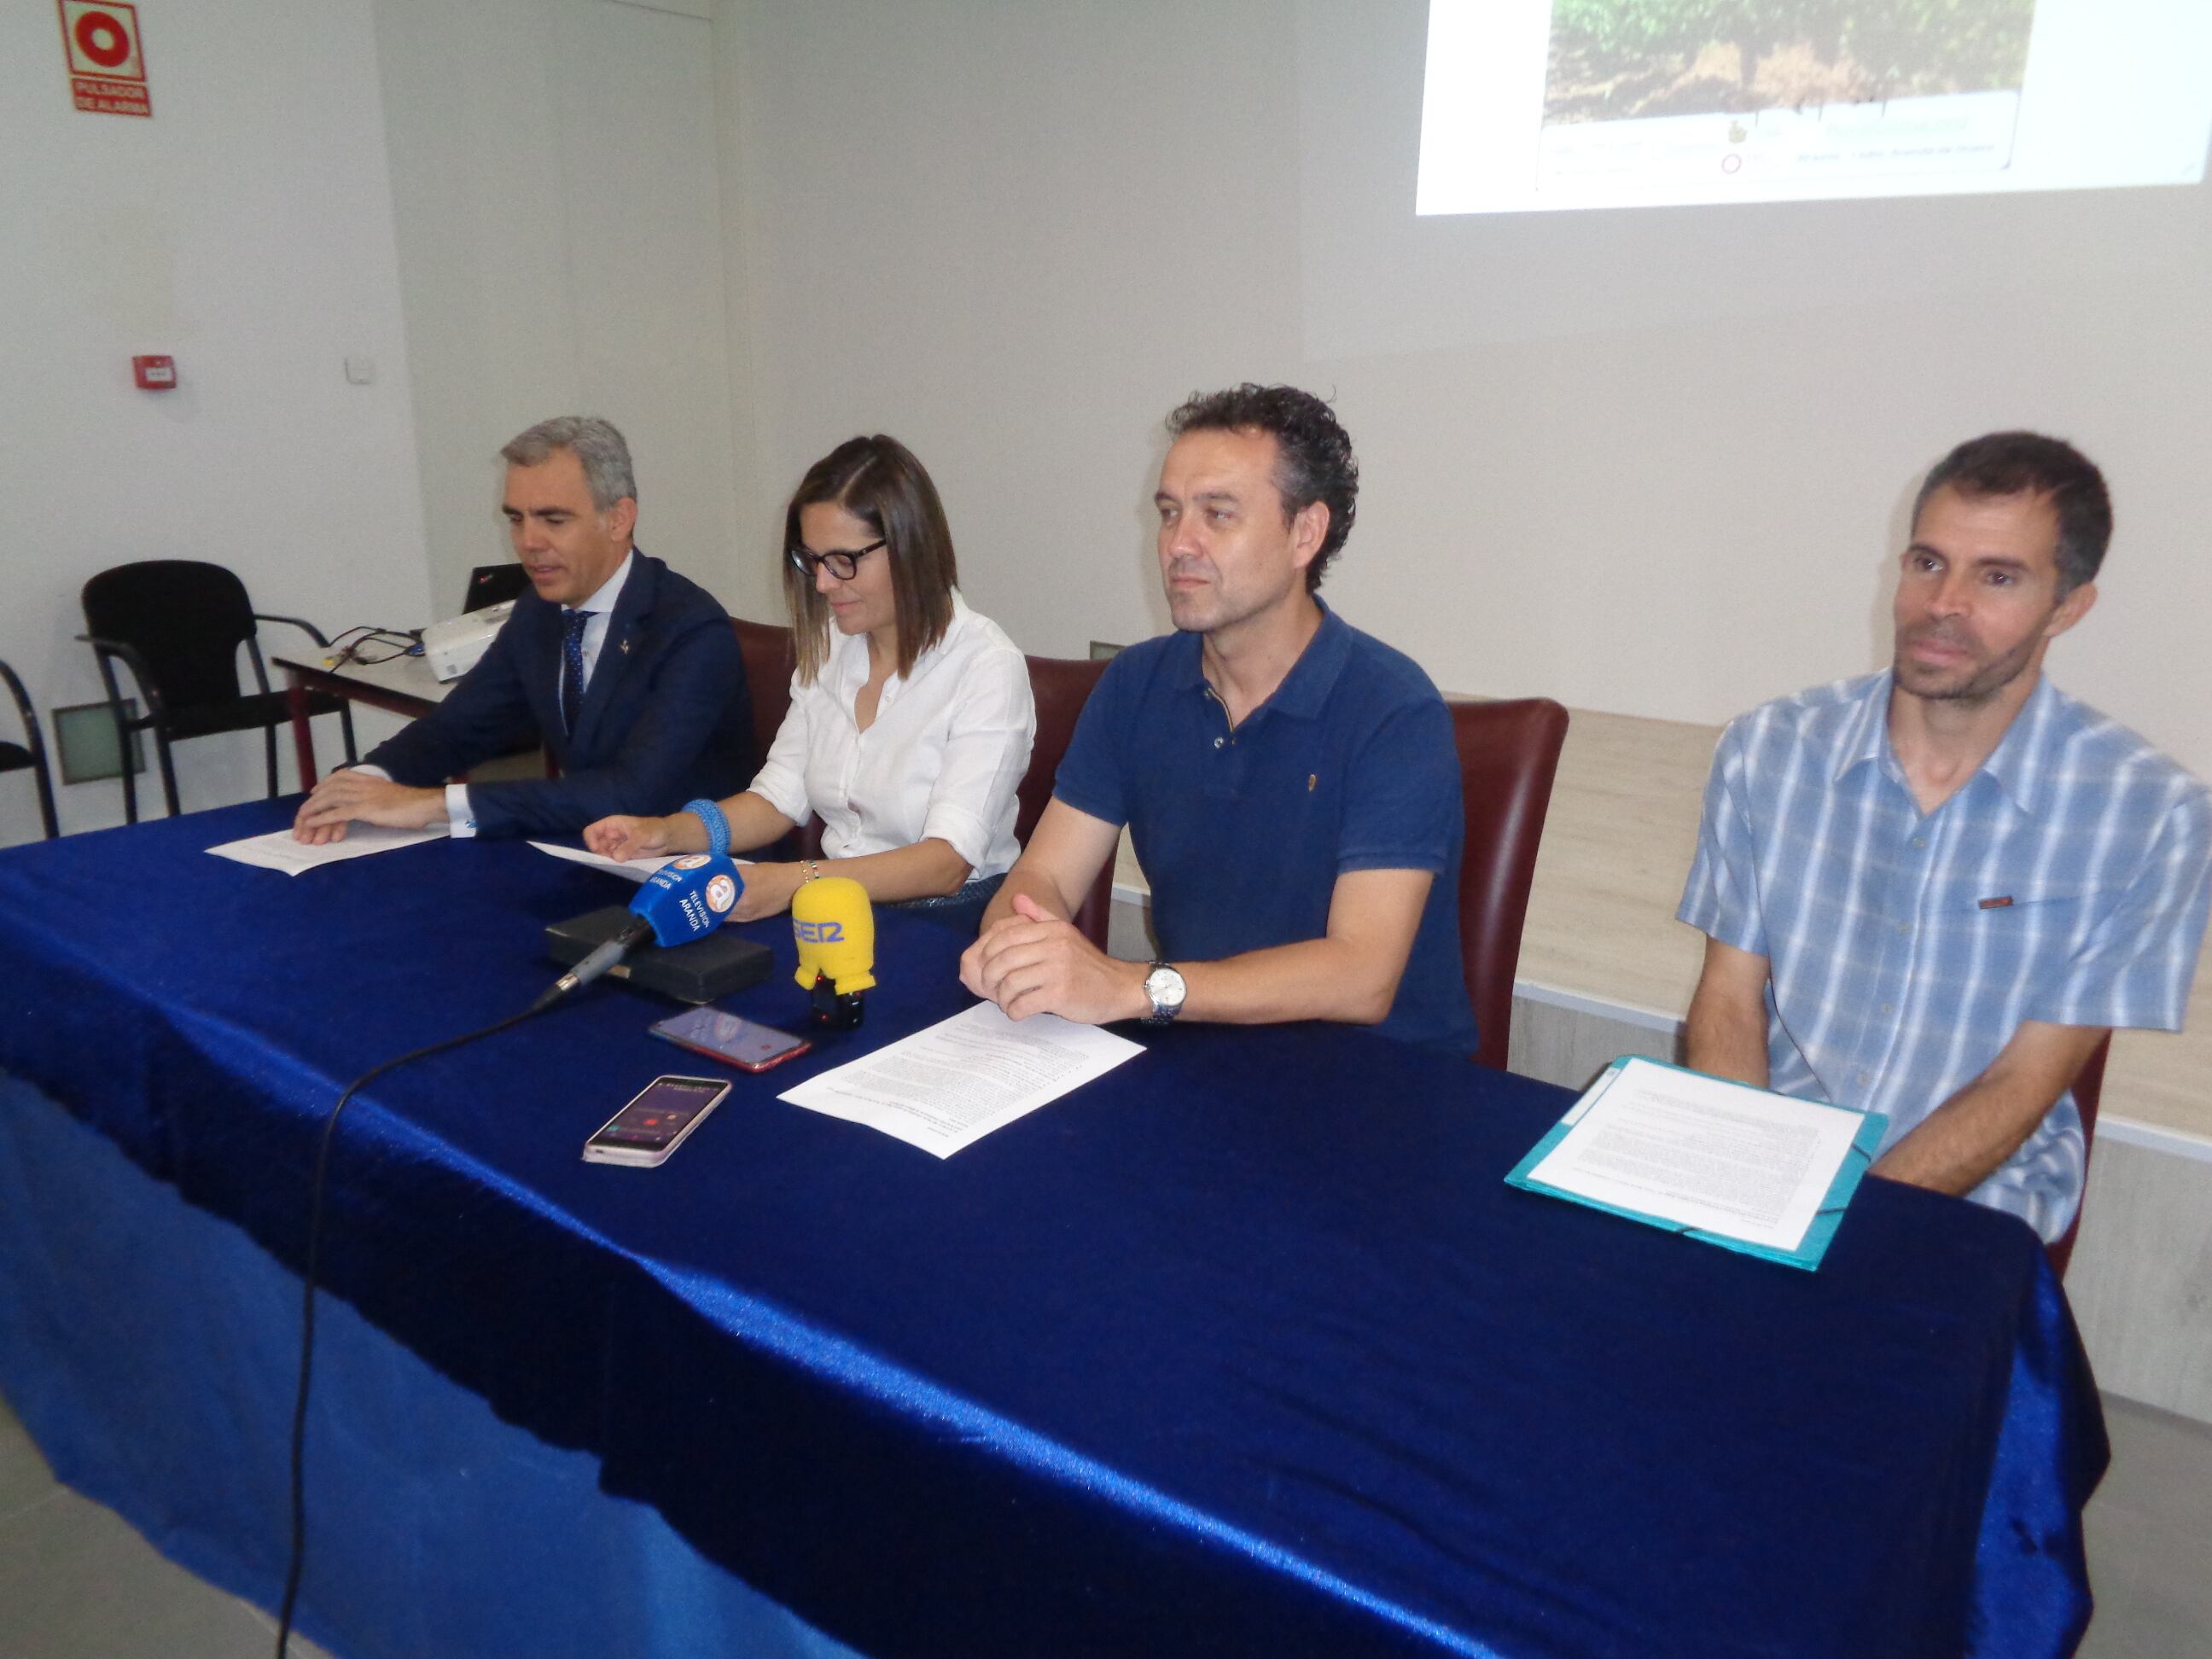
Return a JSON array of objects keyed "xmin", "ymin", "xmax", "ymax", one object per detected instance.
[{"xmin": 273, "ymin": 998, "xmax": 555, "ymax": 1657}]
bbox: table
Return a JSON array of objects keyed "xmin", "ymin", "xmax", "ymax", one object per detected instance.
[
  {"xmin": 274, "ymin": 649, "xmax": 550, "ymax": 794},
  {"xmin": 274, "ymin": 649, "xmax": 445, "ymax": 789},
  {"xmin": 0, "ymin": 801, "xmax": 2109, "ymax": 1658}
]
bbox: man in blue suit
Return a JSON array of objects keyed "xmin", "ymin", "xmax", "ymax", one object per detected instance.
[{"xmin": 293, "ymin": 416, "xmax": 754, "ymax": 842}]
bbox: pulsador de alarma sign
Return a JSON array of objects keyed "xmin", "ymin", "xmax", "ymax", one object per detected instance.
[{"xmin": 60, "ymin": 2, "xmax": 151, "ymax": 119}]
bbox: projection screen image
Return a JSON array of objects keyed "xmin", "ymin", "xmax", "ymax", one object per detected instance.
[
  {"xmin": 1417, "ymin": 0, "xmax": 2212, "ymax": 213},
  {"xmin": 1543, "ymin": 0, "xmax": 2033, "ymax": 125}
]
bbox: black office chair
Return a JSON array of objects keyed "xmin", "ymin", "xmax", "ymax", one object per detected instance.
[
  {"xmin": 0, "ymin": 657, "xmax": 60, "ymax": 841},
  {"xmin": 79, "ymin": 560, "xmax": 358, "ymax": 822}
]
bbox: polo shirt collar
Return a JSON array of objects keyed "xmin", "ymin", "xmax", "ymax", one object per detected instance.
[
  {"xmin": 1172, "ymin": 600, "xmax": 1352, "ymax": 722},
  {"xmin": 1167, "ymin": 629, "xmax": 1208, "ymax": 692}
]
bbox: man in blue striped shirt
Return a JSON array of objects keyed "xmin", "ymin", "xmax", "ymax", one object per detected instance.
[{"xmin": 1679, "ymin": 433, "xmax": 2212, "ymax": 1244}]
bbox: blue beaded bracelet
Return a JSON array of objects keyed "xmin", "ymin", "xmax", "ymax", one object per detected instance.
[{"xmin": 683, "ymin": 797, "xmax": 731, "ymax": 858}]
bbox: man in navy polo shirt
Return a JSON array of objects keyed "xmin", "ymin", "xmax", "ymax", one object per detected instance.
[{"xmin": 960, "ymin": 384, "xmax": 1477, "ymax": 1057}]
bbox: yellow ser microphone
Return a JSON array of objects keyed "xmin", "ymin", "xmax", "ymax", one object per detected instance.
[{"xmin": 792, "ymin": 876, "xmax": 874, "ymax": 1028}]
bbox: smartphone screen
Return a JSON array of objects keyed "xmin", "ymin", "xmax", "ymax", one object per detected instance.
[
  {"xmin": 651, "ymin": 1007, "xmax": 812, "ymax": 1072},
  {"xmin": 589, "ymin": 1076, "xmax": 727, "ymax": 1152}
]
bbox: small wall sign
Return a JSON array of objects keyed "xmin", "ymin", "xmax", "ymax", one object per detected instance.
[{"xmin": 60, "ymin": 3, "xmax": 151, "ymax": 119}]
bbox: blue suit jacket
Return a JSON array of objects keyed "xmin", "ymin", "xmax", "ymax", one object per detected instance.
[{"xmin": 365, "ymin": 550, "xmax": 755, "ymax": 838}]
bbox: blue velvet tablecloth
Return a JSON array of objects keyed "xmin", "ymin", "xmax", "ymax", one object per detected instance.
[
  {"xmin": 0, "ymin": 800, "xmax": 2107, "ymax": 1658},
  {"xmin": 0, "ymin": 1072, "xmax": 858, "ymax": 1659}
]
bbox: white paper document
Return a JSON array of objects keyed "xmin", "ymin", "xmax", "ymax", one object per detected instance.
[
  {"xmin": 1524, "ymin": 1058, "xmax": 1867, "ymax": 1254},
  {"xmin": 528, "ymin": 841, "xmax": 677, "ymax": 882},
  {"xmin": 207, "ymin": 824, "xmax": 445, "ymax": 875},
  {"xmin": 779, "ymin": 1001, "xmax": 1144, "ymax": 1158}
]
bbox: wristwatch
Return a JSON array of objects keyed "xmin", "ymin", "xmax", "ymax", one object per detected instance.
[{"xmin": 1141, "ymin": 960, "xmax": 1187, "ymax": 1026}]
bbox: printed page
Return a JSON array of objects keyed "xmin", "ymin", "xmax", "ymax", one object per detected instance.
[
  {"xmin": 1525, "ymin": 1057, "xmax": 1866, "ymax": 1254},
  {"xmin": 207, "ymin": 824, "xmax": 445, "ymax": 875},
  {"xmin": 780, "ymin": 1001, "xmax": 1144, "ymax": 1158}
]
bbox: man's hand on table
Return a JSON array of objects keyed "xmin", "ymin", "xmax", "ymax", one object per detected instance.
[
  {"xmin": 293, "ymin": 771, "xmax": 448, "ymax": 843},
  {"xmin": 961, "ymin": 894, "xmax": 1149, "ymax": 1025}
]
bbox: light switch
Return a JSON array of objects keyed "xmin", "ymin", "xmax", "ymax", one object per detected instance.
[{"xmin": 344, "ymin": 355, "xmax": 376, "ymax": 386}]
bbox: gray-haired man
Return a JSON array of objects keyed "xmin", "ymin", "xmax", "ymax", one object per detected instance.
[{"xmin": 294, "ymin": 416, "xmax": 754, "ymax": 841}]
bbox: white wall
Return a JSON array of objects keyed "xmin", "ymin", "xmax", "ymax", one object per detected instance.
[
  {"xmin": 0, "ymin": 0, "xmax": 746, "ymax": 851},
  {"xmin": 718, "ymin": 0, "xmax": 1304, "ymax": 654},
  {"xmin": 9, "ymin": 0, "xmax": 2203, "ymax": 856},
  {"xmin": 0, "ymin": 0, "xmax": 432, "ymax": 845},
  {"xmin": 372, "ymin": 0, "xmax": 745, "ymax": 616},
  {"xmin": 715, "ymin": 0, "xmax": 2212, "ymax": 782}
]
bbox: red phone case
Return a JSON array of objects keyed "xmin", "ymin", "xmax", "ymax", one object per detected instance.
[{"xmin": 653, "ymin": 1017, "xmax": 811, "ymax": 1073}]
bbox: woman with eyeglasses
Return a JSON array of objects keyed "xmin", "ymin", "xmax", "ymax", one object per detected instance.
[{"xmin": 584, "ymin": 435, "xmax": 1035, "ymax": 928}]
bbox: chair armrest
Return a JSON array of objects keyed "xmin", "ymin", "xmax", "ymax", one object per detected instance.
[
  {"xmin": 0, "ymin": 659, "xmax": 35, "ymax": 734},
  {"xmin": 0, "ymin": 656, "xmax": 58, "ymax": 837},
  {"xmin": 0, "ymin": 655, "xmax": 54, "ymax": 771},
  {"xmin": 254, "ymin": 612, "xmax": 333, "ymax": 649},
  {"xmin": 75, "ymin": 634, "xmax": 169, "ymax": 727}
]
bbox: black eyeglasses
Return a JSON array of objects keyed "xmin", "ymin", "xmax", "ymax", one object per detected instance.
[{"xmin": 786, "ymin": 539, "xmax": 886, "ymax": 581}]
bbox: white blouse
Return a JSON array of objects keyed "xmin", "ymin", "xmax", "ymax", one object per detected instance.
[{"xmin": 748, "ymin": 592, "xmax": 1035, "ymax": 878}]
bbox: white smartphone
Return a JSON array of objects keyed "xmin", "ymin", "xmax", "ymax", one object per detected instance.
[{"xmin": 582, "ymin": 1075, "xmax": 731, "ymax": 1167}]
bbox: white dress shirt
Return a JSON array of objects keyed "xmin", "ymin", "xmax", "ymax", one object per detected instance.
[
  {"xmin": 354, "ymin": 552, "xmax": 635, "ymax": 837},
  {"xmin": 748, "ymin": 591, "xmax": 1034, "ymax": 877}
]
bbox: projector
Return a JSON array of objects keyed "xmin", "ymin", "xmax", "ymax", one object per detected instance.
[{"xmin": 421, "ymin": 601, "xmax": 514, "ymax": 682}]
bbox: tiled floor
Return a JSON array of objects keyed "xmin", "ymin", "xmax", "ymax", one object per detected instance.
[
  {"xmin": 0, "ymin": 1388, "xmax": 2203, "ymax": 1657},
  {"xmin": 2076, "ymin": 1397, "xmax": 2212, "ymax": 1657},
  {"xmin": 0, "ymin": 1397, "xmax": 330, "ymax": 1659}
]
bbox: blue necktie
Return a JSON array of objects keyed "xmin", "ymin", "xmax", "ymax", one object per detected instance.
[{"xmin": 560, "ymin": 608, "xmax": 589, "ymax": 734}]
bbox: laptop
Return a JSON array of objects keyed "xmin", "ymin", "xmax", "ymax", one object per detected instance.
[{"xmin": 463, "ymin": 564, "xmax": 532, "ymax": 613}]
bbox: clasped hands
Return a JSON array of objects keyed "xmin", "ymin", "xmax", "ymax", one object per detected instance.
[{"xmin": 960, "ymin": 894, "xmax": 1149, "ymax": 1024}]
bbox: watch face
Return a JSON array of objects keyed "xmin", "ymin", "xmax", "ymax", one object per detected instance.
[{"xmin": 1144, "ymin": 963, "xmax": 1186, "ymax": 1016}]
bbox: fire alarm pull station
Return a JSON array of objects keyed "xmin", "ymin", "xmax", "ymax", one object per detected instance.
[{"xmin": 132, "ymin": 355, "xmax": 176, "ymax": 390}]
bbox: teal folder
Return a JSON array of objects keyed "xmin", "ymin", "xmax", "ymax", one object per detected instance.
[{"xmin": 1505, "ymin": 1057, "xmax": 1889, "ymax": 1271}]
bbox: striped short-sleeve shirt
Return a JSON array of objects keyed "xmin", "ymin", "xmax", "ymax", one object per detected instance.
[{"xmin": 1678, "ymin": 671, "xmax": 2212, "ymax": 1243}]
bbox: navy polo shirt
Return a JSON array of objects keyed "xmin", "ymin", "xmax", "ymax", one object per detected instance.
[{"xmin": 1054, "ymin": 605, "xmax": 1477, "ymax": 1057}]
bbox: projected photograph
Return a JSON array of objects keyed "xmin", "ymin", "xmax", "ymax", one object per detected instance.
[
  {"xmin": 1542, "ymin": 0, "xmax": 2036, "ymax": 125},
  {"xmin": 1416, "ymin": 0, "xmax": 2212, "ymax": 214}
]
